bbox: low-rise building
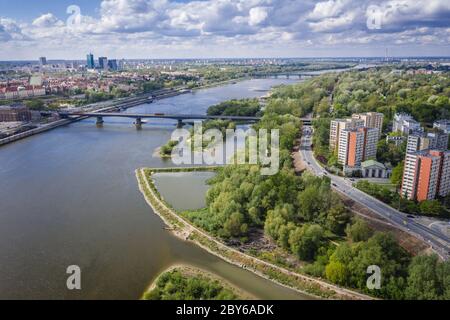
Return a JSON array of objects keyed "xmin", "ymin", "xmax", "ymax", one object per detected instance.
[
  {"xmin": 386, "ymin": 135, "xmax": 406, "ymax": 146},
  {"xmin": 0, "ymin": 105, "xmax": 32, "ymax": 122},
  {"xmin": 433, "ymin": 120, "xmax": 450, "ymax": 134},
  {"xmin": 361, "ymin": 160, "xmax": 391, "ymax": 178}
]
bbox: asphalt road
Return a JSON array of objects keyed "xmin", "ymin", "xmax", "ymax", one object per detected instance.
[{"xmin": 300, "ymin": 126, "xmax": 450, "ymax": 260}]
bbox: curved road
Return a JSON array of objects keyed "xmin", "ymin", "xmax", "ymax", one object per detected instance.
[{"xmin": 300, "ymin": 125, "xmax": 450, "ymax": 260}]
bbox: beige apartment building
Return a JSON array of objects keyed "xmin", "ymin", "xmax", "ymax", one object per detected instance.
[
  {"xmin": 352, "ymin": 112, "xmax": 384, "ymax": 137},
  {"xmin": 329, "ymin": 118, "xmax": 364, "ymax": 152}
]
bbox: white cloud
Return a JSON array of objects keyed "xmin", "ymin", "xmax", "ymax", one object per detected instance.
[
  {"xmin": 308, "ymin": 0, "xmax": 352, "ymax": 20},
  {"xmin": 0, "ymin": 0, "xmax": 449, "ymax": 58},
  {"xmin": 32, "ymin": 13, "xmax": 64, "ymax": 28},
  {"xmin": 248, "ymin": 7, "xmax": 269, "ymax": 26}
]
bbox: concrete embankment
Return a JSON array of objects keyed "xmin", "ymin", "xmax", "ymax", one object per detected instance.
[{"xmin": 0, "ymin": 117, "xmax": 85, "ymax": 146}]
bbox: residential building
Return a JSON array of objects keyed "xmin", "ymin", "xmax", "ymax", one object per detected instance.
[
  {"xmin": 434, "ymin": 120, "xmax": 450, "ymax": 134},
  {"xmin": 386, "ymin": 135, "xmax": 406, "ymax": 146},
  {"xmin": 86, "ymin": 53, "xmax": 95, "ymax": 69},
  {"xmin": 401, "ymin": 149, "xmax": 450, "ymax": 201},
  {"xmin": 393, "ymin": 113, "xmax": 421, "ymax": 135},
  {"xmin": 338, "ymin": 127, "xmax": 378, "ymax": 167},
  {"xmin": 329, "ymin": 118, "xmax": 364, "ymax": 152},
  {"xmin": 0, "ymin": 85, "xmax": 46, "ymax": 100},
  {"xmin": 361, "ymin": 160, "xmax": 391, "ymax": 178},
  {"xmin": 352, "ymin": 112, "xmax": 384, "ymax": 137},
  {"xmin": 406, "ymin": 130, "xmax": 448, "ymax": 153},
  {"xmin": 0, "ymin": 105, "xmax": 32, "ymax": 122}
]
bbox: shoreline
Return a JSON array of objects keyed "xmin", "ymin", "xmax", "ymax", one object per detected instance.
[
  {"xmin": 136, "ymin": 167, "xmax": 373, "ymax": 300},
  {"xmin": 142, "ymin": 264, "xmax": 256, "ymax": 300}
]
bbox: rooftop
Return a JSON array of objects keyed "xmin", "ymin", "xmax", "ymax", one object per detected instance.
[{"xmin": 361, "ymin": 160, "xmax": 386, "ymax": 169}]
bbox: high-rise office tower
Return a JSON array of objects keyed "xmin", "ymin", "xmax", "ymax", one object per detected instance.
[
  {"xmin": 86, "ymin": 53, "xmax": 95, "ymax": 69},
  {"xmin": 99, "ymin": 57, "xmax": 108, "ymax": 70}
]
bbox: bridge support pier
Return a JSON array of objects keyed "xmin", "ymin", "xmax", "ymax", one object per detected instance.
[
  {"xmin": 135, "ymin": 117, "xmax": 142, "ymax": 129},
  {"xmin": 177, "ymin": 119, "xmax": 184, "ymax": 129},
  {"xmin": 96, "ymin": 116, "xmax": 104, "ymax": 126}
]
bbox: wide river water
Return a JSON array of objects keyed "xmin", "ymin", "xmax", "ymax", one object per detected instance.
[{"xmin": 0, "ymin": 77, "xmax": 316, "ymax": 300}]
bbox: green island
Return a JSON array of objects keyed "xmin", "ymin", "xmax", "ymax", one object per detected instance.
[
  {"xmin": 143, "ymin": 265, "xmax": 247, "ymax": 300},
  {"xmin": 139, "ymin": 68, "xmax": 450, "ymax": 300},
  {"xmin": 159, "ymin": 99, "xmax": 260, "ymax": 157}
]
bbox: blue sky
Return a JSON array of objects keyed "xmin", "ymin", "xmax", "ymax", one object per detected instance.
[{"xmin": 0, "ymin": 0, "xmax": 449, "ymax": 60}]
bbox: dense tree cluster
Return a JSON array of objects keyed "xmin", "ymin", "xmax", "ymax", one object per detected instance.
[
  {"xmin": 144, "ymin": 270, "xmax": 238, "ymax": 300},
  {"xmin": 207, "ymin": 99, "xmax": 261, "ymax": 117},
  {"xmin": 326, "ymin": 69, "xmax": 450, "ymax": 125}
]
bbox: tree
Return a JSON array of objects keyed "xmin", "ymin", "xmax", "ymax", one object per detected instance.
[
  {"xmin": 325, "ymin": 261, "xmax": 348, "ymax": 285},
  {"xmin": 25, "ymin": 99, "xmax": 45, "ymax": 110},
  {"xmin": 390, "ymin": 161, "xmax": 404, "ymax": 189},
  {"xmin": 289, "ymin": 224, "xmax": 324, "ymax": 261},
  {"xmin": 346, "ymin": 218, "xmax": 373, "ymax": 242},
  {"xmin": 297, "ymin": 186, "xmax": 322, "ymax": 222},
  {"xmin": 419, "ymin": 200, "xmax": 444, "ymax": 216},
  {"xmin": 325, "ymin": 204, "xmax": 350, "ymax": 235},
  {"xmin": 405, "ymin": 255, "xmax": 441, "ymax": 300},
  {"xmin": 223, "ymin": 212, "xmax": 248, "ymax": 238}
]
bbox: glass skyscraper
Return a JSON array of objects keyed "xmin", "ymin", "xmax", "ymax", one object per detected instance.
[{"xmin": 86, "ymin": 53, "xmax": 95, "ymax": 69}]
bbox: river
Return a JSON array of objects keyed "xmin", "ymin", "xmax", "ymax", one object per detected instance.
[{"xmin": 0, "ymin": 77, "xmax": 316, "ymax": 300}]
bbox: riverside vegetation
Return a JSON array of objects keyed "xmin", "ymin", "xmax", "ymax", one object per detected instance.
[
  {"xmin": 143, "ymin": 68, "xmax": 450, "ymax": 300},
  {"xmin": 143, "ymin": 266, "xmax": 242, "ymax": 300}
]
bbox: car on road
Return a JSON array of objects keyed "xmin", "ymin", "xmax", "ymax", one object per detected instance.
[
  {"xmin": 407, "ymin": 215, "xmax": 416, "ymax": 219},
  {"xmin": 332, "ymin": 183, "xmax": 337, "ymax": 187}
]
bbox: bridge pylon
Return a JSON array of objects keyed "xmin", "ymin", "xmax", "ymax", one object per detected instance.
[
  {"xmin": 96, "ymin": 116, "xmax": 104, "ymax": 126},
  {"xmin": 135, "ymin": 117, "xmax": 143, "ymax": 130}
]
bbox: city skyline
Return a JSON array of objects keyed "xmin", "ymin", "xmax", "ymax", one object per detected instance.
[{"xmin": 0, "ymin": 0, "xmax": 449, "ymax": 60}]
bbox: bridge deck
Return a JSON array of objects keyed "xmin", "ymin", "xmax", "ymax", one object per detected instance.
[
  {"xmin": 58, "ymin": 112, "xmax": 311, "ymax": 124},
  {"xmin": 62, "ymin": 112, "xmax": 261, "ymax": 121}
]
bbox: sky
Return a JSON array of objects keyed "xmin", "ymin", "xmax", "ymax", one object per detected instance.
[{"xmin": 0, "ymin": 0, "xmax": 449, "ymax": 60}]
